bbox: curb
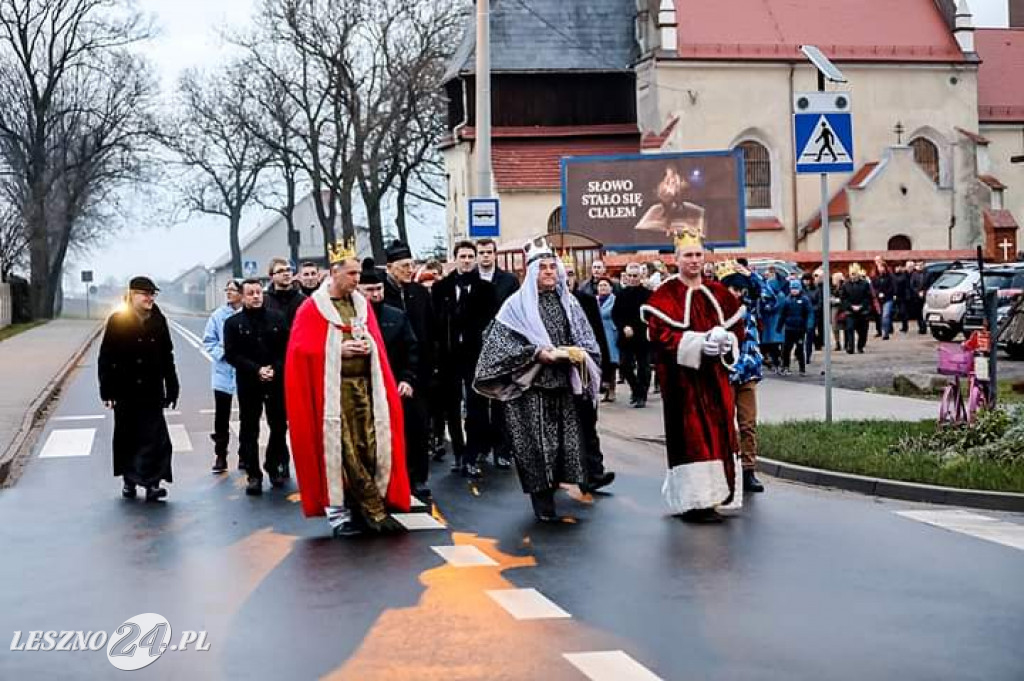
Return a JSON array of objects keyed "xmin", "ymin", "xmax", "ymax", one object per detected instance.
[
  {"xmin": 0, "ymin": 322, "xmax": 103, "ymax": 486},
  {"xmin": 609, "ymin": 429, "xmax": 1024, "ymax": 513},
  {"xmin": 756, "ymin": 457, "xmax": 1024, "ymax": 513}
]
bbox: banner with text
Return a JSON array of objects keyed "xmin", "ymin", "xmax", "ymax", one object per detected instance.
[{"xmin": 560, "ymin": 149, "xmax": 747, "ymax": 250}]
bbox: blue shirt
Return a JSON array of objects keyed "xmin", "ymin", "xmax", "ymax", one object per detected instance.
[{"xmin": 203, "ymin": 304, "xmax": 241, "ymax": 394}]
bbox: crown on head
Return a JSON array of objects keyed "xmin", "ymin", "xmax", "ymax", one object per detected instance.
[
  {"xmin": 673, "ymin": 226, "xmax": 704, "ymax": 251},
  {"xmin": 524, "ymin": 236, "xmax": 554, "ymax": 264},
  {"xmin": 328, "ymin": 239, "xmax": 356, "ymax": 265},
  {"xmin": 560, "ymin": 250, "xmax": 575, "ymax": 271},
  {"xmin": 714, "ymin": 259, "xmax": 749, "ymax": 281}
]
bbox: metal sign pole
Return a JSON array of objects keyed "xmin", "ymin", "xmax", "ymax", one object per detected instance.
[{"xmin": 820, "ymin": 172, "xmax": 832, "ymax": 423}]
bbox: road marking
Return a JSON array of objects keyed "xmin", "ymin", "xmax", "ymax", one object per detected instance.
[
  {"xmin": 51, "ymin": 415, "xmax": 106, "ymax": 422},
  {"xmin": 896, "ymin": 510, "xmax": 1024, "ymax": 551},
  {"xmin": 38, "ymin": 428, "xmax": 95, "ymax": 458},
  {"xmin": 563, "ymin": 651, "xmax": 664, "ymax": 681},
  {"xmin": 410, "ymin": 495, "xmax": 428, "ymax": 510},
  {"xmin": 168, "ymin": 424, "xmax": 193, "ymax": 452},
  {"xmin": 199, "ymin": 408, "xmax": 238, "ymax": 415},
  {"xmin": 430, "ymin": 545, "xmax": 498, "ymax": 567},
  {"xmin": 168, "ymin": 319, "xmax": 213, "ymax": 363},
  {"xmin": 486, "ymin": 588, "xmax": 571, "ymax": 620},
  {"xmin": 392, "ymin": 514, "xmax": 446, "ymax": 531},
  {"xmin": 164, "ymin": 410, "xmax": 182, "ymax": 417}
]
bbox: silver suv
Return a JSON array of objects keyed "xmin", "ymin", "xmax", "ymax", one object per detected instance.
[{"xmin": 924, "ymin": 269, "xmax": 978, "ymax": 341}]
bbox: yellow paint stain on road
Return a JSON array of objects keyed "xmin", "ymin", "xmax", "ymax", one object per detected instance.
[{"xmin": 323, "ymin": 532, "xmax": 624, "ymax": 681}]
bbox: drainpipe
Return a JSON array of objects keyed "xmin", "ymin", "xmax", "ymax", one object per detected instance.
[
  {"xmin": 788, "ymin": 64, "xmax": 800, "ymax": 250},
  {"xmin": 844, "ymin": 217, "xmax": 853, "ymax": 250},
  {"xmin": 453, "ymin": 77, "xmax": 470, "ymax": 141},
  {"xmin": 948, "ymin": 216, "xmax": 956, "ymax": 250}
]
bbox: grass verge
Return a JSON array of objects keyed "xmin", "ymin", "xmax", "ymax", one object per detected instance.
[
  {"xmin": 868, "ymin": 379, "xmax": 1024, "ymax": 405},
  {"xmin": 0, "ymin": 320, "xmax": 46, "ymax": 343},
  {"xmin": 759, "ymin": 419, "xmax": 1024, "ymax": 494}
]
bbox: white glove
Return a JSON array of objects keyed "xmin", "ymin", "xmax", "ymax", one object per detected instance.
[
  {"xmin": 702, "ymin": 336, "xmax": 721, "ymax": 356},
  {"xmin": 720, "ymin": 333, "xmax": 735, "ymax": 354},
  {"xmin": 706, "ymin": 326, "xmax": 728, "ymax": 346}
]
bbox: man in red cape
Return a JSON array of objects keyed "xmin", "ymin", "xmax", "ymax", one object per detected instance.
[
  {"xmin": 285, "ymin": 250, "xmax": 410, "ymax": 537},
  {"xmin": 641, "ymin": 230, "xmax": 746, "ymax": 523}
]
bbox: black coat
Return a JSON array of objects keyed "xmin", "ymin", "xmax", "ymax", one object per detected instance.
[
  {"xmin": 841, "ymin": 279, "xmax": 874, "ymax": 316},
  {"xmin": 611, "ymin": 285, "xmax": 651, "ymax": 348},
  {"xmin": 264, "ymin": 286, "xmax": 306, "ymax": 329},
  {"xmin": 383, "ymin": 276, "xmax": 435, "ymax": 389},
  {"xmin": 223, "ymin": 306, "xmax": 288, "ymax": 390},
  {"xmin": 373, "ymin": 302, "xmax": 419, "ymax": 387},
  {"xmin": 483, "ymin": 267, "xmax": 520, "ymax": 305},
  {"xmin": 872, "ymin": 272, "xmax": 895, "ymax": 301},
  {"xmin": 573, "ymin": 289, "xmax": 612, "ymax": 378},
  {"xmin": 432, "ymin": 271, "xmax": 498, "ymax": 374},
  {"xmin": 893, "ymin": 271, "xmax": 911, "ymax": 301},
  {"xmin": 98, "ymin": 304, "xmax": 179, "ymax": 406}
]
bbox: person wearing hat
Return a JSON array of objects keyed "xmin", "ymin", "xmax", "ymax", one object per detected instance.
[
  {"xmin": 840, "ymin": 264, "xmax": 873, "ymax": 354},
  {"xmin": 433, "ymin": 240, "xmax": 498, "ymax": 479},
  {"xmin": 358, "ymin": 258, "xmax": 429, "ymax": 498},
  {"xmin": 775, "ymin": 279, "xmax": 812, "ymax": 376},
  {"xmin": 98, "ymin": 276, "xmax": 180, "ymax": 502},
  {"xmin": 474, "ymin": 237, "xmax": 601, "ymax": 522}
]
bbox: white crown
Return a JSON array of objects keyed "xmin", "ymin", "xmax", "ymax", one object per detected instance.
[{"xmin": 523, "ymin": 236, "xmax": 554, "ymax": 264}]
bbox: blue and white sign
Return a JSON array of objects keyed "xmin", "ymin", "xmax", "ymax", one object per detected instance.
[
  {"xmin": 793, "ymin": 92, "xmax": 854, "ymax": 174},
  {"xmin": 468, "ymin": 198, "xmax": 500, "ymax": 238},
  {"xmin": 242, "ymin": 260, "xmax": 258, "ymax": 278}
]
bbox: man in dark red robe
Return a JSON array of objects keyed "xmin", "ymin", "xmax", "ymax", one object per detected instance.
[
  {"xmin": 641, "ymin": 232, "xmax": 746, "ymax": 523},
  {"xmin": 285, "ymin": 251, "xmax": 411, "ymax": 536}
]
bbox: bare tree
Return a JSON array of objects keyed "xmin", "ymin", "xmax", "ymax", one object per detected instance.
[
  {"xmin": 163, "ymin": 63, "xmax": 274, "ymax": 278},
  {"xmin": 0, "ymin": 0, "xmax": 158, "ymax": 318},
  {"xmin": 0, "ymin": 198, "xmax": 26, "ymax": 281}
]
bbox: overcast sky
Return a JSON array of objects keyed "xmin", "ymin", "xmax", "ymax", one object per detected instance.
[{"xmin": 71, "ymin": 0, "xmax": 1011, "ymax": 289}]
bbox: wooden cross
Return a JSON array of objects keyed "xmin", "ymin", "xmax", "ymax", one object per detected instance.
[
  {"xmin": 998, "ymin": 238, "xmax": 1014, "ymax": 261},
  {"xmin": 894, "ymin": 121, "xmax": 905, "ymax": 145}
]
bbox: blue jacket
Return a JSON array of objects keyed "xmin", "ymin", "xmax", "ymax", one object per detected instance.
[
  {"xmin": 760, "ymin": 275, "xmax": 786, "ymax": 345},
  {"xmin": 203, "ymin": 304, "xmax": 240, "ymax": 394},
  {"xmin": 730, "ymin": 278, "xmax": 764, "ymax": 385},
  {"xmin": 597, "ymin": 294, "xmax": 619, "ymax": 365},
  {"xmin": 776, "ymin": 293, "xmax": 814, "ymax": 334}
]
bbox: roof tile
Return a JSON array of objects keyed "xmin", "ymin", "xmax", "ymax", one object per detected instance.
[
  {"xmin": 493, "ymin": 135, "xmax": 640, "ymax": 191},
  {"xmin": 975, "ymin": 29, "xmax": 1024, "ymax": 123}
]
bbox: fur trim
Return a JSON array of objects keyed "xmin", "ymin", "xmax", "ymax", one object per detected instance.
[{"xmin": 662, "ymin": 458, "xmax": 743, "ymax": 514}]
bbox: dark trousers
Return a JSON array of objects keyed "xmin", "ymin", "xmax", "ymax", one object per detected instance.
[
  {"xmin": 403, "ymin": 392, "xmax": 430, "ymax": 485},
  {"xmin": 237, "ymin": 381, "xmax": 288, "ymax": 480},
  {"xmin": 804, "ymin": 329, "xmax": 816, "ymax": 364},
  {"xmin": 845, "ymin": 314, "xmax": 869, "ymax": 352},
  {"xmin": 212, "ymin": 390, "xmax": 233, "ymax": 456},
  {"xmin": 619, "ymin": 340, "xmax": 650, "ymax": 402},
  {"xmin": 782, "ymin": 330, "xmax": 806, "ymax": 372},
  {"xmin": 487, "ymin": 399, "xmax": 510, "ymax": 462},
  {"xmin": 575, "ymin": 396, "xmax": 606, "ymax": 481},
  {"xmin": 910, "ymin": 295, "xmax": 927, "ymax": 332},
  {"xmin": 443, "ymin": 359, "xmax": 489, "ymax": 466},
  {"xmin": 895, "ymin": 299, "xmax": 910, "ymax": 332}
]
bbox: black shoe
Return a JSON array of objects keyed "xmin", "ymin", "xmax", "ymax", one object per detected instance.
[
  {"xmin": 462, "ymin": 463, "xmax": 483, "ymax": 480},
  {"xmin": 270, "ymin": 475, "xmax": 287, "ymax": 489},
  {"xmin": 332, "ymin": 521, "xmax": 362, "ymax": 538},
  {"xmin": 245, "ymin": 477, "xmax": 263, "ymax": 496},
  {"xmin": 145, "ymin": 486, "xmax": 167, "ymax": 502},
  {"xmin": 450, "ymin": 458, "xmax": 463, "ymax": 474},
  {"xmin": 582, "ymin": 471, "xmax": 615, "ymax": 493},
  {"xmin": 634, "ymin": 398, "xmax": 647, "ymax": 409},
  {"xmin": 122, "ymin": 483, "xmax": 137, "ymax": 499},
  {"xmin": 628, "ymin": 396, "xmax": 638, "ymax": 406},
  {"xmin": 846, "ymin": 348, "xmax": 854, "ymax": 354},
  {"xmin": 494, "ymin": 455, "xmax": 512, "ymax": 470},
  {"xmin": 432, "ymin": 444, "xmax": 447, "ymax": 462},
  {"xmin": 412, "ymin": 483, "xmax": 432, "ymax": 500},
  {"xmin": 857, "ymin": 347, "xmax": 865, "ymax": 354},
  {"xmin": 680, "ymin": 508, "xmax": 724, "ymax": 524},
  {"xmin": 530, "ymin": 490, "xmax": 559, "ymax": 523},
  {"xmin": 743, "ymin": 470, "xmax": 765, "ymax": 493},
  {"xmin": 212, "ymin": 455, "xmax": 227, "ymax": 473},
  {"xmin": 883, "ymin": 335, "xmax": 890, "ymax": 340}
]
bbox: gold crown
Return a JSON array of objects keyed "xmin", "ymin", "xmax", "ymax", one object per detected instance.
[
  {"xmin": 714, "ymin": 260, "xmax": 750, "ymax": 281},
  {"xmin": 560, "ymin": 250, "xmax": 575, "ymax": 270},
  {"xmin": 673, "ymin": 226, "xmax": 704, "ymax": 250},
  {"xmin": 328, "ymin": 239, "xmax": 356, "ymax": 265}
]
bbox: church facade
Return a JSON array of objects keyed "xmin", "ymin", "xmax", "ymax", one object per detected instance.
[{"xmin": 441, "ymin": 0, "xmax": 1022, "ymax": 263}]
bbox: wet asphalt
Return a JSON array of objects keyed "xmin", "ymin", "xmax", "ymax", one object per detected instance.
[{"xmin": 0, "ymin": 315, "xmax": 1021, "ymax": 680}]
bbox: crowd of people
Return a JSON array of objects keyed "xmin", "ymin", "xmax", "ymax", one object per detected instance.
[{"xmin": 101, "ymin": 233, "xmax": 938, "ymax": 533}]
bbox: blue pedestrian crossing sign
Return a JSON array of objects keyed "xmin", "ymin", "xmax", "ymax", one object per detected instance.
[{"xmin": 793, "ymin": 92, "xmax": 854, "ymax": 174}]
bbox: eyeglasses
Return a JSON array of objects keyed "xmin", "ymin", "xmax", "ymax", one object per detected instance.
[{"xmin": 272, "ymin": 268, "xmax": 292, "ymax": 275}]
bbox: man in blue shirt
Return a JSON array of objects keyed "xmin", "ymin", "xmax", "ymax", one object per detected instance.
[{"xmin": 202, "ymin": 279, "xmax": 243, "ymax": 473}]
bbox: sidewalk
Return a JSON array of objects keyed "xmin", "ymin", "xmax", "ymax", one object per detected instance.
[
  {"xmin": 0, "ymin": 319, "xmax": 101, "ymax": 482},
  {"xmin": 599, "ymin": 376, "xmax": 938, "ymax": 443}
]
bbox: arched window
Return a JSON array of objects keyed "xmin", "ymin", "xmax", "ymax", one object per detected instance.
[
  {"xmin": 547, "ymin": 206, "xmax": 563, "ymax": 234},
  {"xmin": 738, "ymin": 141, "xmax": 771, "ymax": 209},
  {"xmin": 910, "ymin": 138, "xmax": 939, "ymax": 184},
  {"xmin": 887, "ymin": 235, "xmax": 912, "ymax": 251}
]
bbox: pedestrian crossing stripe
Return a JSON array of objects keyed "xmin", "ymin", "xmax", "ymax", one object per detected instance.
[
  {"xmin": 563, "ymin": 651, "xmax": 664, "ymax": 681},
  {"xmin": 39, "ymin": 428, "xmax": 95, "ymax": 458},
  {"xmin": 168, "ymin": 424, "xmax": 193, "ymax": 452},
  {"xmin": 896, "ymin": 510, "xmax": 1024, "ymax": 551}
]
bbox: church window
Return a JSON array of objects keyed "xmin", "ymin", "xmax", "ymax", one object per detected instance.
[
  {"xmin": 887, "ymin": 235, "xmax": 912, "ymax": 251},
  {"xmin": 738, "ymin": 141, "xmax": 771, "ymax": 209},
  {"xmin": 547, "ymin": 206, "xmax": 563, "ymax": 234},
  {"xmin": 910, "ymin": 138, "xmax": 939, "ymax": 184}
]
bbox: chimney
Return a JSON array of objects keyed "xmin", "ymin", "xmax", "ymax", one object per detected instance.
[
  {"xmin": 953, "ymin": 0, "xmax": 975, "ymax": 54},
  {"xmin": 1011, "ymin": 0, "xmax": 1024, "ymax": 27}
]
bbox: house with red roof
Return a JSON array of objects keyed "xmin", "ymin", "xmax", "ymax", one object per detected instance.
[{"xmin": 441, "ymin": 0, "xmax": 1021, "ymax": 263}]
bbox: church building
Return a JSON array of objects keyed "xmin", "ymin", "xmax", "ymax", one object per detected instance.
[{"xmin": 441, "ymin": 0, "xmax": 1022, "ymax": 263}]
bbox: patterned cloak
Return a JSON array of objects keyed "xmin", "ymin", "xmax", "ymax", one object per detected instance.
[{"xmin": 641, "ymin": 277, "xmax": 747, "ymax": 513}]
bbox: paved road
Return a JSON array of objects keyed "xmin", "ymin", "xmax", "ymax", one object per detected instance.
[{"xmin": 0, "ymin": 314, "xmax": 1022, "ymax": 680}]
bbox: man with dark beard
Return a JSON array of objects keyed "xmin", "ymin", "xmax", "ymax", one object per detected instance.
[
  {"xmin": 99, "ymin": 277, "xmax": 179, "ymax": 502},
  {"xmin": 358, "ymin": 258, "xmax": 428, "ymax": 498}
]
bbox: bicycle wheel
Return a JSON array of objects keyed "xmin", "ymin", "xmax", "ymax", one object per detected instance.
[{"xmin": 967, "ymin": 377, "xmax": 989, "ymax": 422}]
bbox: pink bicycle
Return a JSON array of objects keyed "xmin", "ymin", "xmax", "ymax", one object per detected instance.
[{"xmin": 937, "ymin": 342, "xmax": 988, "ymax": 425}]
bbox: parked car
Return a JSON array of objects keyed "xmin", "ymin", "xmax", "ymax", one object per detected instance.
[
  {"xmin": 748, "ymin": 259, "xmax": 803, "ymax": 281},
  {"xmin": 924, "ymin": 269, "xmax": 978, "ymax": 341},
  {"xmin": 962, "ymin": 265, "xmax": 1024, "ymax": 334},
  {"xmin": 920, "ymin": 260, "xmax": 978, "ymax": 291}
]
